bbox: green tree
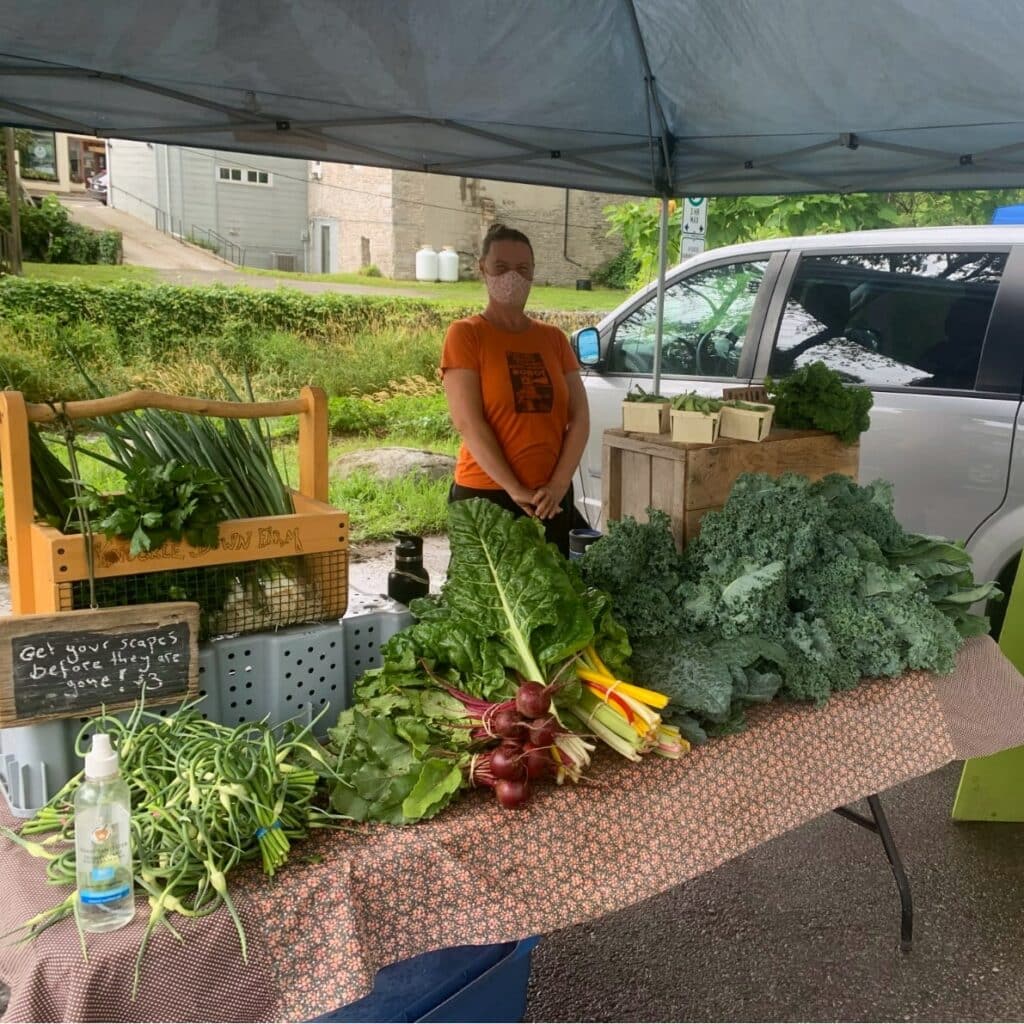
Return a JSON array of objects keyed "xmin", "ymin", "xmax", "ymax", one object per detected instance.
[{"xmin": 605, "ymin": 189, "xmax": 1024, "ymax": 290}]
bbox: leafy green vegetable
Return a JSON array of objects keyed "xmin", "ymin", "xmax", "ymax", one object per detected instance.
[
  {"xmin": 765, "ymin": 361, "xmax": 873, "ymax": 444},
  {"xmin": 425, "ymin": 498, "xmax": 597, "ymax": 689},
  {"xmin": 71, "ymin": 456, "xmax": 227, "ymax": 556},
  {"xmin": 624, "ymin": 384, "xmax": 670, "ymax": 404},
  {"xmin": 580, "ymin": 472, "xmax": 1000, "ymax": 738},
  {"xmin": 327, "ymin": 689, "xmax": 472, "ymax": 824},
  {"xmin": 671, "ymin": 392, "xmax": 724, "ymax": 413}
]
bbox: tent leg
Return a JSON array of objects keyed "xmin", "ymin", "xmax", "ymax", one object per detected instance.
[{"xmin": 651, "ymin": 198, "xmax": 669, "ymax": 395}]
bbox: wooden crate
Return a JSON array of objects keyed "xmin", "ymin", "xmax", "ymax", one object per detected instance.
[
  {"xmin": 0, "ymin": 386, "xmax": 348, "ymax": 622},
  {"xmin": 602, "ymin": 426, "xmax": 860, "ymax": 549}
]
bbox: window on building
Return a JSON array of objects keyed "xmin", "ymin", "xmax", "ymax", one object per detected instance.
[
  {"xmin": 768, "ymin": 252, "xmax": 1007, "ymax": 391},
  {"xmin": 18, "ymin": 131, "xmax": 58, "ymax": 181},
  {"xmin": 216, "ymin": 165, "xmax": 271, "ymax": 186}
]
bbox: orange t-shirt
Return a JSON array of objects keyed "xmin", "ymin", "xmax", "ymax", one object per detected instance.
[{"xmin": 441, "ymin": 315, "xmax": 580, "ymax": 490}]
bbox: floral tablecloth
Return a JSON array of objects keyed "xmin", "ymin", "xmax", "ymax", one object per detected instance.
[{"xmin": 2, "ymin": 635, "xmax": 1022, "ymax": 1023}]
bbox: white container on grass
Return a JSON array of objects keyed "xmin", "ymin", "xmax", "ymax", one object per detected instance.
[
  {"xmin": 438, "ymin": 246, "xmax": 459, "ymax": 282},
  {"xmin": 415, "ymin": 245, "xmax": 439, "ymax": 282}
]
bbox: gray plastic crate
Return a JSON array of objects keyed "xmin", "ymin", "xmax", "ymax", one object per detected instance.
[
  {"xmin": 1, "ymin": 603, "xmax": 414, "ymax": 818},
  {"xmin": 213, "ymin": 621, "xmax": 347, "ymax": 732},
  {"xmin": 343, "ymin": 591, "xmax": 414, "ymax": 686}
]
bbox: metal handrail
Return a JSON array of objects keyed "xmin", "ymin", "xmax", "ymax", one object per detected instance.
[{"xmin": 189, "ymin": 223, "xmax": 245, "ymax": 266}]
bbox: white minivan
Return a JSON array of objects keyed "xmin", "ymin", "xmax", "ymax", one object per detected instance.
[{"xmin": 571, "ymin": 226, "xmax": 1024, "ymax": 624}]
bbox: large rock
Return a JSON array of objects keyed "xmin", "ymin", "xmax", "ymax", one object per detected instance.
[{"xmin": 332, "ymin": 447, "xmax": 456, "ymax": 483}]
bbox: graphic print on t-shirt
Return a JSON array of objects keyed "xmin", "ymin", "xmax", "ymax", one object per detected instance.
[{"xmin": 506, "ymin": 351, "xmax": 553, "ymax": 413}]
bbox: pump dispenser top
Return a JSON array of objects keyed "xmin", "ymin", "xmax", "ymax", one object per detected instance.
[{"xmin": 84, "ymin": 733, "xmax": 120, "ymax": 780}]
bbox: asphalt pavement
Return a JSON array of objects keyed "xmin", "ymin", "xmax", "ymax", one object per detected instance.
[{"xmin": 525, "ymin": 762, "xmax": 1024, "ymax": 1022}]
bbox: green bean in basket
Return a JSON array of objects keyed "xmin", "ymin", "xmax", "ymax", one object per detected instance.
[
  {"xmin": 670, "ymin": 392, "xmax": 724, "ymax": 413},
  {"xmin": 0, "ymin": 699, "xmax": 346, "ymax": 998}
]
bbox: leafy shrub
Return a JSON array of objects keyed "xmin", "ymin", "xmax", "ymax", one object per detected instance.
[
  {"xmin": 0, "ymin": 278, "xmax": 474, "ymax": 352},
  {"xmin": 2, "ymin": 196, "xmax": 122, "ymax": 265},
  {"xmin": 591, "ymin": 248, "xmax": 640, "ymax": 290},
  {"xmin": 359, "ymin": 264, "xmax": 382, "ymax": 277}
]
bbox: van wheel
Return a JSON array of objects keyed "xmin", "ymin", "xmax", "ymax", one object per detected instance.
[{"xmin": 988, "ymin": 552, "xmax": 1020, "ymax": 641}]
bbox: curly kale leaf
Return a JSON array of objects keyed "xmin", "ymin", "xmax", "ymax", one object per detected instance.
[
  {"xmin": 765, "ymin": 361, "xmax": 873, "ymax": 444},
  {"xmin": 578, "ymin": 509, "xmax": 688, "ymax": 639},
  {"xmin": 629, "ymin": 633, "xmax": 734, "ymax": 721}
]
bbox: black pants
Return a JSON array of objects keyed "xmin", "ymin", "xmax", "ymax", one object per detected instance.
[{"xmin": 449, "ymin": 482, "xmax": 586, "ymax": 558}]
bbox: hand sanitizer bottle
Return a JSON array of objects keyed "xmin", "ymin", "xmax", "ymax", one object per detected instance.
[{"xmin": 74, "ymin": 733, "xmax": 135, "ymax": 932}]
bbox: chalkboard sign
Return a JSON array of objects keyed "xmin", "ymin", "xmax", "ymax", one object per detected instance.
[{"xmin": 0, "ymin": 603, "xmax": 199, "ymax": 727}]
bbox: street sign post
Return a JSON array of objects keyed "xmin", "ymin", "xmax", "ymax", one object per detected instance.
[{"xmin": 681, "ymin": 196, "xmax": 707, "ymax": 258}]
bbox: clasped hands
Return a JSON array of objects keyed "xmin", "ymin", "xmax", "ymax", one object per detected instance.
[{"xmin": 511, "ymin": 478, "xmax": 569, "ymax": 520}]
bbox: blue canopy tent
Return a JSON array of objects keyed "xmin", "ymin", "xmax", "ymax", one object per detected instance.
[
  {"xmin": 5, "ymin": 0, "xmax": 1024, "ymax": 384},
  {"xmin": 5, "ymin": 1, "xmax": 1024, "ymax": 197}
]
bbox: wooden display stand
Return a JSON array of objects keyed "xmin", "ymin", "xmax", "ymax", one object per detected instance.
[
  {"xmin": 0, "ymin": 386, "xmax": 348, "ymax": 619},
  {"xmin": 602, "ymin": 426, "xmax": 860, "ymax": 549}
]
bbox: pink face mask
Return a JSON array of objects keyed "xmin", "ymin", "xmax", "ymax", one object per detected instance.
[{"xmin": 484, "ymin": 270, "xmax": 532, "ymax": 308}]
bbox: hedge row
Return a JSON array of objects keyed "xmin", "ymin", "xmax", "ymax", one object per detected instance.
[{"xmin": 0, "ymin": 279, "xmax": 595, "ymax": 355}]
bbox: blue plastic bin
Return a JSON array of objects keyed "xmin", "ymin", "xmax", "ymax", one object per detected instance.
[
  {"xmin": 311, "ymin": 937, "xmax": 540, "ymax": 1023},
  {"xmin": 992, "ymin": 204, "xmax": 1024, "ymax": 224}
]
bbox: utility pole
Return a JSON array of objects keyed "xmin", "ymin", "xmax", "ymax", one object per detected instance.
[{"xmin": 3, "ymin": 127, "xmax": 23, "ymax": 275}]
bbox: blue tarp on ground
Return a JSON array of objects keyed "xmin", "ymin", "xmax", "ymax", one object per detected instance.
[{"xmin": 3, "ymin": 1, "xmax": 1024, "ymax": 197}]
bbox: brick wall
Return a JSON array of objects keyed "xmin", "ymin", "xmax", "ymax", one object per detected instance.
[
  {"xmin": 311, "ymin": 162, "xmax": 629, "ymax": 286},
  {"xmin": 308, "ymin": 163, "xmax": 396, "ymax": 276},
  {"xmin": 396, "ymin": 172, "xmax": 629, "ymax": 286}
]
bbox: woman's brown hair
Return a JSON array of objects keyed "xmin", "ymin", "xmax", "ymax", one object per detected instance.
[{"xmin": 481, "ymin": 223, "xmax": 533, "ymax": 260}]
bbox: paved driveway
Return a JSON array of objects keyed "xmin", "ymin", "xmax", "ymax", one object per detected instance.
[
  {"xmin": 61, "ymin": 196, "xmax": 426, "ymax": 296},
  {"xmin": 61, "ymin": 195, "xmax": 229, "ymax": 272}
]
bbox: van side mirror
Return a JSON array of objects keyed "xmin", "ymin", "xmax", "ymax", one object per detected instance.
[{"xmin": 574, "ymin": 326, "xmax": 601, "ymax": 367}]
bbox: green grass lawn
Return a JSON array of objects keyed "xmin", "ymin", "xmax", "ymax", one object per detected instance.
[
  {"xmin": 22, "ymin": 262, "xmax": 158, "ymax": 284},
  {"xmin": 17, "ymin": 260, "xmax": 622, "ymax": 312},
  {"xmin": 239, "ymin": 265, "xmax": 626, "ymax": 313}
]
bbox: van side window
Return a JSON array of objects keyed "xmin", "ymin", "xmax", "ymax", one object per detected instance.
[
  {"xmin": 768, "ymin": 252, "xmax": 1007, "ymax": 390},
  {"xmin": 609, "ymin": 260, "xmax": 768, "ymax": 377}
]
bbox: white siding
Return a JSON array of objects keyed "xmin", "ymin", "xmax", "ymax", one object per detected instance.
[{"xmin": 107, "ymin": 140, "xmax": 159, "ymax": 226}]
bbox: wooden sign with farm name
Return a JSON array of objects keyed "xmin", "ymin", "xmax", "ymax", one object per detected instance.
[{"xmin": 0, "ymin": 603, "xmax": 199, "ymax": 727}]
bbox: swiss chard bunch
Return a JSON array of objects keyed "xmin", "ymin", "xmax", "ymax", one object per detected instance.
[
  {"xmin": 765, "ymin": 361, "xmax": 872, "ymax": 444},
  {"xmin": 72, "ymin": 456, "xmax": 228, "ymax": 556}
]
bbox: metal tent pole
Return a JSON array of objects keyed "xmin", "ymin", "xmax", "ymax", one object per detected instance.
[{"xmin": 651, "ymin": 197, "xmax": 669, "ymax": 395}]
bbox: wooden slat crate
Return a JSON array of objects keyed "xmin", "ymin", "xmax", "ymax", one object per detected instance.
[
  {"xmin": 0, "ymin": 387, "xmax": 349, "ymax": 626},
  {"xmin": 602, "ymin": 426, "xmax": 860, "ymax": 549}
]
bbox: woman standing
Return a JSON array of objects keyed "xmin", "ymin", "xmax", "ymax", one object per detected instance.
[{"xmin": 441, "ymin": 223, "xmax": 590, "ymax": 556}]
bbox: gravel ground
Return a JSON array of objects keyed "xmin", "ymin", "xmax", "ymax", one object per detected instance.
[{"xmin": 347, "ymin": 535, "xmax": 450, "ymax": 598}]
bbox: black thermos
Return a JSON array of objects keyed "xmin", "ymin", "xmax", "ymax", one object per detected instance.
[{"xmin": 387, "ymin": 532, "xmax": 430, "ymax": 606}]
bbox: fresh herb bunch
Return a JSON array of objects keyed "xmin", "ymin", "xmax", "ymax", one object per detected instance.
[
  {"xmin": 764, "ymin": 361, "xmax": 872, "ymax": 444},
  {"xmin": 72, "ymin": 456, "xmax": 228, "ymax": 556}
]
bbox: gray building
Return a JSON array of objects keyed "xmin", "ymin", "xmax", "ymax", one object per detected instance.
[
  {"xmin": 107, "ymin": 140, "xmax": 627, "ymax": 281},
  {"xmin": 107, "ymin": 140, "xmax": 310, "ymax": 270}
]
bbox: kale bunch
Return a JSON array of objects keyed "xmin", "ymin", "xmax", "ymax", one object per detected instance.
[
  {"xmin": 580, "ymin": 472, "xmax": 1000, "ymax": 739},
  {"xmin": 765, "ymin": 361, "xmax": 873, "ymax": 444}
]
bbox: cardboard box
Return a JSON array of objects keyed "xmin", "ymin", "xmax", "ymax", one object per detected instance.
[
  {"xmin": 621, "ymin": 400, "xmax": 670, "ymax": 434},
  {"xmin": 719, "ymin": 403, "xmax": 775, "ymax": 442},
  {"xmin": 670, "ymin": 409, "xmax": 721, "ymax": 444}
]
